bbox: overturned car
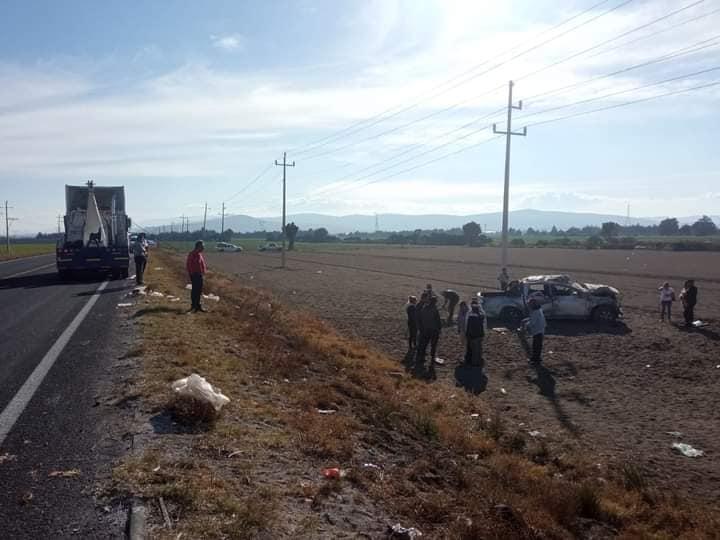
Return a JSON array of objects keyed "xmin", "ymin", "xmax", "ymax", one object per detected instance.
[{"xmin": 480, "ymin": 274, "xmax": 622, "ymax": 325}]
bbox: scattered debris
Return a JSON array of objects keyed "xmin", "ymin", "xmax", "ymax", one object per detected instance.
[
  {"xmin": 322, "ymin": 467, "xmax": 348, "ymax": 479},
  {"xmin": 528, "ymin": 430, "xmax": 542, "ymax": 438},
  {"xmin": 500, "ymin": 388, "xmax": 507, "ymax": 395},
  {"xmin": 692, "ymin": 320, "xmax": 708, "ymax": 328},
  {"xmin": 388, "ymin": 523, "xmax": 423, "ymax": 539},
  {"xmin": 466, "ymin": 454, "xmax": 479, "ymax": 460},
  {"xmin": 433, "ymin": 357, "xmax": 446, "ymax": 365},
  {"xmin": 127, "ymin": 274, "xmax": 136, "ymax": 281},
  {"xmin": 666, "ymin": 431, "xmax": 683, "ymax": 438},
  {"xmin": 0, "ymin": 453, "xmax": 17, "ymax": 464},
  {"xmin": 154, "ymin": 267, "xmax": 164, "ymax": 271},
  {"xmin": 317, "ymin": 409, "xmax": 337, "ymax": 415},
  {"xmin": 203, "ymin": 293, "xmax": 220, "ymax": 302},
  {"xmin": 672, "ymin": 442, "xmax": 704, "ymax": 457},
  {"xmin": 227, "ymin": 450, "xmax": 242, "ymax": 458},
  {"xmin": 316, "ymin": 270, "xmax": 323, "ymax": 274},
  {"xmin": 159, "ymin": 496, "xmax": 173, "ymax": 529},
  {"xmin": 172, "ymin": 374, "xmax": 230, "ymax": 412},
  {"xmin": 645, "ymin": 364, "xmax": 651, "ymax": 368},
  {"xmin": 128, "ymin": 286, "xmax": 147, "ymax": 297},
  {"xmin": 116, "ymin": 303, "xmax": 133, "ymax": 308},
  {"xmin": 20, "ymin": 491, "xmax": 34, "ymax": 504},
  {"xmin": 153, "ymin": 466, "xmax": 161, "ymax": 473},
  {"xmin": 150, "ymin": 291, "xmax": 165, "ymax": 297},
  {"xmin": 470, "ymin": 413, "xmax": 480, "ymax": 418},
  {"xmin": 492, "ymin": 328, "xmax": 508, "ymax": 334},
  {"xmin": 362, "ymin": 463, "xmax": 381, "ymax": 470},
  {"xmin": 185, "ymin": 284, "xmax": 192, "ymax": 290},
  {"xmin": 48, "ymin": 469, "xmax": 81, "ymax": 478}
]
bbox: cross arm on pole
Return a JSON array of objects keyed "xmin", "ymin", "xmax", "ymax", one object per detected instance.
[{"xmin": 493, "ymin": 124, "xmax": 528, "ymax": 136}]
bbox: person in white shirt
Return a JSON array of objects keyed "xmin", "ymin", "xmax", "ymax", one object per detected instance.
[
  {"xmin": 658, "ymin": 281, "xmax": 676, "ymax": 322},
  {"xmin": 131, "ymin": 233, "xmax": 149, "ymax": 285}
]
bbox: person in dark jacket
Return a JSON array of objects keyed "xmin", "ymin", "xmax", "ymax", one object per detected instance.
[
  {"xmin": 680, "ymin": 279, "xmax": 698, "ymax": 327},
  {"xmin": 405, "ymin": 296, "xmax": 418, "ymax": 351},
  {"xmin": 464, "ymin": 300, "xmax": 485, "ymax": 366},
  {"xmin": 416, "ymin": 295, "xmax": 442, "ymax": 364},
  {"xmin": 441, "ymin": 289, "xmax": 460, "ymax": 325}
]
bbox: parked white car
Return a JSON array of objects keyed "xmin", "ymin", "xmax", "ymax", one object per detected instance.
[
  {"xmin": 258, "ymin": 242, "xmax": 282, "ymax": 252},
  {"xmin": 216, "ymin": 242, "xmax": 243, "ymax": 252}
]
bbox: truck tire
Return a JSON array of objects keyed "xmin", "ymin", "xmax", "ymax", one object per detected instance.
[
  {"xmin": 592, "ymin": 305, "xmax": 617, "ymax": 323},
  {"xmin": 500, "ymin": 307, "xmax": 523, "ymax": 328},
  {"xmin": 58, "ymin": 270, "xmax": 72, "ymax": 281}
]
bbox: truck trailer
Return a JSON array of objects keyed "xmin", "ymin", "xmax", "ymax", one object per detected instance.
[{"xmin": 56, "ymin": 181, "xmax": 131, "ymax": 279}]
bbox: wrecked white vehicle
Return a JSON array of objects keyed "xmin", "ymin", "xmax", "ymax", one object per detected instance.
[{"xmin": 480, "ymin": 274, "xmax": 622, "ymax": 325}]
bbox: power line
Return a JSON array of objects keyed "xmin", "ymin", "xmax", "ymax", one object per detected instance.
[
  {"xmin": 291, "ymin": 0, "xmax": 626, "ymax": 158},
  {"xmin": 225, "ymin": 162, "xmax": 274, "ymax": 204},
  {"xmin": 308, "ymin": 35, "xmax": 720, "ymax": 200}
]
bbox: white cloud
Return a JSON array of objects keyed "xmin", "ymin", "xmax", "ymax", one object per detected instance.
[{"xmin": 210, "ymin": 33, "xmax": 245, "ymax": 52}]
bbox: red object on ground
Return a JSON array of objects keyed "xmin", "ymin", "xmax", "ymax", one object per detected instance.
[{"xmin": 322, "ymin": 467, "xmax": 341, "ymax": 479}]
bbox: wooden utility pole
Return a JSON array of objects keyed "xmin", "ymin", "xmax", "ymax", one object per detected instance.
[
  {"xmin": 274, "ymin": 152, "xmax": 295, "ymax": 268},
  {"xmin": 220, "ymin": 202, "xmax": 226, "ymax": 237},
  {"xmin": 493, "ymin": 80, "xmax": 527, "ymax": 271},
  {"xmin": 4, "ymin": 201, "xmax": 15, "ymax": 254}
]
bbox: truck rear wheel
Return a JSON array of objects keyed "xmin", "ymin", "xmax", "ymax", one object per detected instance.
[
  {"xmin": 592, "ymin": 305, "xmax": 617, "ymax": 323},
  {"xmin": 500, "ymin": 307, "xmax": 523, "ymax": 328}
]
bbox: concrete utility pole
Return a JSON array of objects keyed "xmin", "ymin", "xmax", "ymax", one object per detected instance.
[
  {"xmin": 493, "ymin": 80, "xmax": 527, "ymax": 270},
  {"xmin": 4, "ymin": 201, "xmax": 17, "ymax": 254},
  {"xmin": 202, "ymin": 203, "xmax": 208, "ymax": 237},
  {"xmin": 57, "ymin": 214, "xmax": 63, "ymax": 235},
  {"xmin": 274, "ymin": 152, "xmax": 295, "ymax": 268},
  {"xmin": 220, "ymin": 202, "xmax": 226, "ymax": 237}
]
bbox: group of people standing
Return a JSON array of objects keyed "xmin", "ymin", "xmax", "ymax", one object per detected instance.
[
  {"xmin": 405, "ymin": 284, "xmax": 489, "ymax": 368},
  {"xmin": 657, "ymin": 280, "xmax": 698, "ymax": 326}
]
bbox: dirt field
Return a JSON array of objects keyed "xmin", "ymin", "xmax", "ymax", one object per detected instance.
[{"xmin": 205, "ymin": 245, "xmax": 720, "ymax": 501}]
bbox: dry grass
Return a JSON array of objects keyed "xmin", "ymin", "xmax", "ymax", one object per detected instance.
[{"xmin": 113, "ymin": 249, "xmax": 720, "ymax": 538}]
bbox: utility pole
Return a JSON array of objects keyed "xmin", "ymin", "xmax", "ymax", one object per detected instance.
[
  {"xmin": 4, "ymin": 201, "xmax": 17, "ymax": 254},
  {"xmin": 274, "ymin": 152, "xmax": 295, "ymax": 268},
  {"xmin": 220, "ymin": 202, "xmax": 226, "ymax": 237},
  {"xmin": 493, "ymin": 80, "xmax": 527, "ymax": 271},
  {"xmin": 202, "ymin": 202, "xmax": 208, "ymax": 238},
  {"xmin": 375, "ymin": 213, "xmax": 379, "ymax": 232},
  {"xmin": 57, "ymin": 214, "xmax": 63, "ymax": 235}
]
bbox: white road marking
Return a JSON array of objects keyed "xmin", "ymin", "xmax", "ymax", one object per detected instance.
[
  {"xmin": 0, "ymin": 279, "xmax": 110, "ymax": 447},
  {"xmin": 2, "ymin": 263, "xmax": 55, "ymax": 279}
]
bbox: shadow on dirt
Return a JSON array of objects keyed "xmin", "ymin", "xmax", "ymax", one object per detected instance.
[
  {"xmin": 149, "ymin": 411, "xmax": 212, "ymax": 434},
  {"xmin": 133, "ymin": 306, "xmax": 187, "ymax": 318},
  {"xmin": 676, "ymin": 323, "xmax": 720, "ymax": 341},
  {"xmin": 526, "ymin": 364, "xmax": 580, "ymax": 437},
  {"xmin": 454, "ymin": 364, "xmax": 487, "ymax": 395},
  {"xmin": 544, "ymin": 320, "xmax": 631, "ymax": 336},
  {"xmin": 402, "ymin": 350, "xmax": 437, "ymax": 381}
]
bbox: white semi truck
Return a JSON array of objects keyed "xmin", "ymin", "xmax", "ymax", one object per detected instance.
[{"xmin": 56, "ymin": 181, "xmax": 132, "ymax": 279}]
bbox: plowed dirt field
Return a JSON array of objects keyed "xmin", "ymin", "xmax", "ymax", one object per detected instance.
[{"xmin": 206, "ymin": 245, "xmax": 720, "ymax": 500}]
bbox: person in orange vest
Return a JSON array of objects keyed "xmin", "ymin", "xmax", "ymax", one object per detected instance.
[{"xmin": 186, "ymin": 240, "xmax": 208, "ymax": 313}]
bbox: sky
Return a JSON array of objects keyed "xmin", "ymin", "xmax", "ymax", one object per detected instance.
[{"xmin": 0, "ymin": 0, "xmax": 718, "ymax": 233}]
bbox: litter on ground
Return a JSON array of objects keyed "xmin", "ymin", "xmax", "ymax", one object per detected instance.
[
  {"xmin": 48, "ymin": 469, "xmax": 81, "ymax": 478},
  {"xmin": 185, "ymin": 284, "xmax": 192, "ymax": 290},
  {"xmin": 500, "ymin": 388, "xmax": 507, "ymax": 395},
  {"xmin": 692, "ymin": 320, "xmax": 708, "ymax": 328},
  {"xmin": 388, "ymin": 523, "xmax": 423, "ymax": 538},
  {"xmin": 203, "ymin": 293, "xmax": 220, "ymax": 302},
  {"xmin": 154, "ymin": 267, "xmax": 164, "ymax": 270},
  {"xmin": 316, "ymin": 270, "xmax": 323, "ymax": 274},
  {"xmin": 171, "ymin": 374, "xmax": 230, "ymax": 412},
  {"xmin": 317, "ymin": 409, "xmax": 337, "ymax": 414},
  {"xmin": 322, "ymin": 467, "xmax": 347, "ymax": 479},
  {"xmin": 0, "ymin": 453, "xmax": 16, "ymax": 464},
  {"xmin": 528, "ymin": 430, "xmax": 542, "ymax": 438},
  {"xmin": 117, "ymin": 303, "xmax": 133, "ymax": 308},
  {"xmin": 492, "ymin": 328, "xmax": 507, "ymax": 333},
  {"xmin": 433, "ymin": 357, "xmax": 446, "ymax": 365},
  {"xmin": 666, "ymin": 431, "xmax": 683, "ymax": 437},
  {"xmin": 128, "ymin": 286, "xmax": 147, "ymax": 297},
  {"xmin": 470, "ymin": 413, "xmax": 480, "ymax": 418},
  {"xmin": 150, "ymin": 291, "xmax": 164, "ymax": 297},
  {"xmin": 672, "ymin": 442, "xmax": 704, "ymax": 457},
  {"xmin": 126, "ymin": 275, "xmax": 136, "ymax": 281}
]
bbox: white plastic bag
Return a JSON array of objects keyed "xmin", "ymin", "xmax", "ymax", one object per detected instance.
[{"xmin": 172, "ymin": 374, "xmax": 230, "ymax": 411}]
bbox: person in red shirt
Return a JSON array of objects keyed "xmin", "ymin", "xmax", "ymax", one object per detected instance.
[{"xmin": 186, "ymin": 241, "xmax": 208, "ymax": 312}]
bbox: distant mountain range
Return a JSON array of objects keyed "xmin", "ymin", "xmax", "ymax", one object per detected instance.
[{"xmin": 142, "ymin": 209, "xmax": 719, "ymax": 235}]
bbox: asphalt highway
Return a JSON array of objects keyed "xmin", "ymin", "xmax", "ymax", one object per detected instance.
[{"xmin": 0, "ymin": 254, "xmax": 135, "ymax": 538}]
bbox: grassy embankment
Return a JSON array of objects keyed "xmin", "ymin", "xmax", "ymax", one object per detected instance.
[
  {"xmin": 0, "ymin": 243, "xmax": 55, "ymax": 261},
  {"xmin": 114, "ymin": 248, "xmax": 719, "ymax": 538}
]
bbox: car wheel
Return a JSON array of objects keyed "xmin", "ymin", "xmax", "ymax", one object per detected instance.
[
  {"xmin": 592, "ymin": 305, "xmax": 617, "ymax": 322},
  {"xmin": 500, "ymin": 307, "xmax": 523, "ymax": 328}
]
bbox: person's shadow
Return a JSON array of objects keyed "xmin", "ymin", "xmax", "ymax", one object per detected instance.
[
  {"xmin": 402, "ymin": 350, "xmax": 437, "ymax": 381},
  {"xmin": 454, "ymin": 363, "xmax": 487, "ymax": 395}
]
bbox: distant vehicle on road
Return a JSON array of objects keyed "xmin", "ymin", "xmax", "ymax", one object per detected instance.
[
  {"xmin": 56, "ymin": 181, "xmax": 131, "ymax": 279},
  {"xmin": 258, "ymin": 242, "xmax": 282, "ymax": 252},
  {"xmin": 480, "ymin": 274, "xmax": 622, "ymax": 326},
  {"xmin": 216, "ymin": 242, "xmax": 243, "ymax": 252}
]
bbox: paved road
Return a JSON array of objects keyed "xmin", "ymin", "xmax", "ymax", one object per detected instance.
[{"xmin": 0, "ymin": 255, "xmax": 135, "ymax": 538}]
